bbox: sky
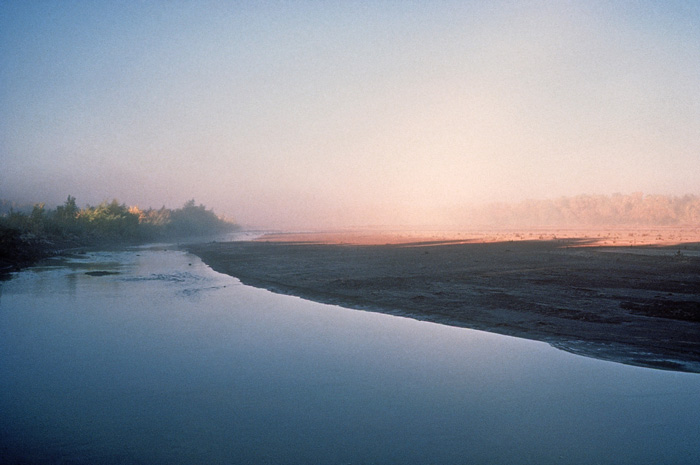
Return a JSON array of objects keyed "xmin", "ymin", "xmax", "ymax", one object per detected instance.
[{"xmin": 1, "ymin": 1, "xmax": 699, "ymax": 229}]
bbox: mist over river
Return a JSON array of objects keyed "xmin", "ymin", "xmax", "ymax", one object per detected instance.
[{"xmin": 1, "ymin": 245, "xmax": 699, "ymax": 464}]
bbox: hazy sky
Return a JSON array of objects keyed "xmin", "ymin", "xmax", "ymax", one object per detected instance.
[{"xmin": 2, "ymin": 1, "xmax": 699, "ymax": 228}]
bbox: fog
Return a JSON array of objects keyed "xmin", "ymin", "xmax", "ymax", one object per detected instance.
[{"xmin": 2, "ymin": 2, "xmax": 699, "ymax": 230}]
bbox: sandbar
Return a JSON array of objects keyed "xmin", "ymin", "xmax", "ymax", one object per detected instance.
[{"xmin": 187, "ymin": 232, "xmax": 700, "ymax": 372}]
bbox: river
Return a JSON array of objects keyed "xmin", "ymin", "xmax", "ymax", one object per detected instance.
[{"xmin": 1, "ymin": 245, "xmax": 698, "ymax": 464}]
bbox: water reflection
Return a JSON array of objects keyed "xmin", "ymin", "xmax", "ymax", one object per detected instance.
[{"xmin": 0, "ymin": 249, "xmax": 698, "ymax": 464}]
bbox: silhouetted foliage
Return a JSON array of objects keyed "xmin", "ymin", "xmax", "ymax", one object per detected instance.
[
  {"xmin": 0, "ymin": 196, "xmax": 238, "ymax": 272},
  {"xmin": 77, "ymin": 199, "xmax": 142, "ymax": 240},
  {"xmin": 166, "ymin": 199, "xmax": 233, "ymax": 237}
]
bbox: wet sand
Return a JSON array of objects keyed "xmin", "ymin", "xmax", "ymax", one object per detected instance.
[{"xmin": 187, "ymin": 234, "xmax": 700, "ymax": 372}]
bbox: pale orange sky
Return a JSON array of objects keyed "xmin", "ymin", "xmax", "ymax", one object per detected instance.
[{"xmin": 2, "ymin": 1, "xmax": 699, "ymax": 229}]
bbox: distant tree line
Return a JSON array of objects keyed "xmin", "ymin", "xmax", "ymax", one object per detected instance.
[
  {"xmin": 1, "ymin": 196, "xmax": 237, "ymax": 272},
  {"xmin": 470, "ymin": 193, "xmax": 700, "ymax": 228}
]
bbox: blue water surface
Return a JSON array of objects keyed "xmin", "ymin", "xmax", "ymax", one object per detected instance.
[{"xmin": 1, "ymin": 247, "xmax": 699, "ymax": 464}]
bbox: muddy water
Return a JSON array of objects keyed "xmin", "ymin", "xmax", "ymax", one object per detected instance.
[{"xmin": 1, "ymin": 247, "xmax": 699, "ymax": 464}]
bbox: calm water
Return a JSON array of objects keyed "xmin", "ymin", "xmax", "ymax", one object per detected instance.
[{"xmin": 1, "ymin": 247, "xmax": 699, "ymax": 464}]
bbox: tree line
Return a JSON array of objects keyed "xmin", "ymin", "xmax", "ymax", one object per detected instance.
[
  {"xmin": 1, "ymin": 196, "xmax": 237, "ymax": 272},
  {"xmin": 468, "ymin": 193, "xmax": 700, "ymax": 228}
]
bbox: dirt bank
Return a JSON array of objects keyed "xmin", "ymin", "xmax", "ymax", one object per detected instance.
[{"xmin": 187, "ymin": 237, "xmax": 700, "ymax": 372}]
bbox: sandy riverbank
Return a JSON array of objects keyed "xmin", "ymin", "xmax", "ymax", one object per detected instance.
[
  {"xmin": 258, "ymin": 227, "xmax": 700, "ymax": 246},
  {"xmin": 187, "ymin": 233, "xmax": 700, "ymax": 372}
]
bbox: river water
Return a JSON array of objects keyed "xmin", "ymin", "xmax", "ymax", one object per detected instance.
[{"xmin": 1, "ymin": 246, "xmax": 698, "ymax": 464}]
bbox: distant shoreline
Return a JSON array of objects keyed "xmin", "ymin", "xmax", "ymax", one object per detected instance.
[
  {"xmin": 188, "ymin": 233, "xmax": 700, "ymax": 373},
  {"xmin": 255, "ymin": 227, "xmax": 700, "ymax": 247}
]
